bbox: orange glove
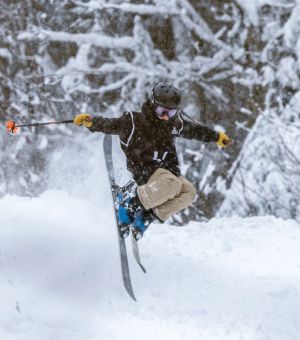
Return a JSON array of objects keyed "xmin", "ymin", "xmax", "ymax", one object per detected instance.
[
  {"xmin": 217, "ymin": 132, "xmax": 231, "ymax": 148},
  {"xmin": 73, "ymin": 113, "xmax": 93, "ymax": 127}
]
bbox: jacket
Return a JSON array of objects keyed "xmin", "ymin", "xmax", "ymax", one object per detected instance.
[{"xmin": 89, "ymin": 101, "xmax": 219, "ymax": 185}]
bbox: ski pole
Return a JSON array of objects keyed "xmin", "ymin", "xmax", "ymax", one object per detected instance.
[
  {"xmin": 5, "ymin": 119, "xmax": 74, "ymax": 134},
  {"xmin": 181, "ymin": 111, "xmax": 231, "ymax": 146}
]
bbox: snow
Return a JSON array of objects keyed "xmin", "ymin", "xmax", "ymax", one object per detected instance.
[
  {"xmin": 0, "ymin": 47, "xmax": 12, "ymax": 60},
  {"xmin": 18, "ymin": 29, "xmax": 136, "ymax": 50},
  {"xmin": 236, "ymin": 0, "xmax": 296, "ymax": 25},
  {"xmin": 1, "ymin": 187, "xmax": 300, "ymax": 339}
]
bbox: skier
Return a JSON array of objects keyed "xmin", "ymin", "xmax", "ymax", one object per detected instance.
[{"xmin": 74, "ymin": 82, "xmax": 230, "ymax": 240}]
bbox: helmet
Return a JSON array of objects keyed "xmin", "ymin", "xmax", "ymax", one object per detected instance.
[{"xmin": 151, "ymin": 82, "xmax": 181, "ymax": 109}]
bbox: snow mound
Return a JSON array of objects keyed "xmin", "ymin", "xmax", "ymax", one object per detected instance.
[{"xmin": 0, "ymin": 190, "xmax": 300, "ymax": 340}]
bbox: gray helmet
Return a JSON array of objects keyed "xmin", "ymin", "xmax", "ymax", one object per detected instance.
[{"xmin": 151, "ymin": 82, "xmax": 181, "ymax": 109}]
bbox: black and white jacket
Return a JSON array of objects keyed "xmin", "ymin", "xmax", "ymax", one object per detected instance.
[{"xmin": 89, "ymin": 101, "xmax": 219, "ymax": 185}]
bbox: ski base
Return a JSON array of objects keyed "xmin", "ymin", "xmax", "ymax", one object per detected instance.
[{"xmin": 103, "ymin": 134, "xmax": 137, "ymax": 301}]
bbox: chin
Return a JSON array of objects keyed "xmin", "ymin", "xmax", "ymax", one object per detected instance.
[{"xmin": 158, "ymin": 116, "xmax": 170, "ymax": 121}]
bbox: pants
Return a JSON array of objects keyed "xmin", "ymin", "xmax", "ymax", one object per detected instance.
[{"xmin": 137, "ymin": 168, "xmax": 197, "ymax": 221}]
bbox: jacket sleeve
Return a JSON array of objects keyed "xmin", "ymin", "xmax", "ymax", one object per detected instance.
[
  {"xmin": 179, "ymin": 116, "xmax": 219, "ymax": 142},
  {"xmin": 87, "ymin": 112, "xmax": 132, "ymax": 136}
]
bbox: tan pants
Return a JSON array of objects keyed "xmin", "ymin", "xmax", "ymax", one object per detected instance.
[{"xmin": 137, "ymin": 168, "xmax": 197, "ymax": 221}]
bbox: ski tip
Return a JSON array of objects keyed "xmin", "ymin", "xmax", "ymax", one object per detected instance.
[
  {"xmin": 139, "ymin": 263, "xmax": 147, "ymax": 274},
  {"xmin": 128, "ymin": 291, "xmax": 137, "ymax": 302}
]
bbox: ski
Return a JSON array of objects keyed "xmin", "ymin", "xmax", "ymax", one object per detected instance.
[
  {"xmin": 130, "ymin": 229, "xmax": 146, "ymax": 273},
  {"xmin": 103, "ymin": 134, "xmax": 137, "ymax": 301}
]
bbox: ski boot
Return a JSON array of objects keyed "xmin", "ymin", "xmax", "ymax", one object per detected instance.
[
  {"xmin": 131, "ymin": 208, "xmax": 156, "ymax": 241},
  {"xmin": 116, "ymin": 181, "xmax": 139, "ymax": 238},
  {"xmin": 117, "ymin": 194, "xmax": 132, "ymax": 238}
]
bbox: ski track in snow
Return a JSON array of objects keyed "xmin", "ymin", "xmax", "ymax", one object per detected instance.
[{"xmin": 0, "ymin": 190, "xmax": 300, "ymax": 340}]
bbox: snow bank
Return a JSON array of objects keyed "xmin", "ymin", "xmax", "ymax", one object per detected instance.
[{"xmin": 0, "ymin": 190, "xmax": 299, "ymax": 340}]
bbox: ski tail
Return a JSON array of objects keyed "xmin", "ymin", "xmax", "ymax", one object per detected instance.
[
  {"xmin": 119, "ymin": 238, "xmax": 137, "ymax": 301},
  {"xmin": 130, "ymin": 229, "xmax": 147, "ymax": 273}
]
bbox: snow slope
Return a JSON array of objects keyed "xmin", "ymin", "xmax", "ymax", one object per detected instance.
[{"xmin": 0, "ymin": 190, "xmax": 300, "ymax": 340}]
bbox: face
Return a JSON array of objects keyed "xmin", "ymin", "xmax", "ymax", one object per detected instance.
[{"xmin": 155, "ymin": 105, "xmax": 178, "ymax": 121}]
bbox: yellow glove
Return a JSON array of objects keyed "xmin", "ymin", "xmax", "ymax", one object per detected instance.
[
  {"xmin": 217, "ymin": 131, "xmax": 231, "ymax": 148},
  {"xmin": 73, "ymin": 113, "xmax": 93, "ymax": 127}
]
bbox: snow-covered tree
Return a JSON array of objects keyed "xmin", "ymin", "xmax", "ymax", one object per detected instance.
[{"xmin": 219, "ymin": 1, "xmax": 300, "ymax": 222}]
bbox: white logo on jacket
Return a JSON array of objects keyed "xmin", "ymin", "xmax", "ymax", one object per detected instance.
[{"xmin": 172, "ymin": 127, "xmax": 179, "ymax": 135}]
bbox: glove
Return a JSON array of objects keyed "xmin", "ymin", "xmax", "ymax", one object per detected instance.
[
  {"xmin": 73, "ymin": 113, "xmax": 93, "ymax": 127},
  {"xmin": 217, "ymin": 131, "xmax": 231, "ymax": 148}
]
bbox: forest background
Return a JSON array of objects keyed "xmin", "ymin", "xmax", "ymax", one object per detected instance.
[{"xmin": 1, "ymin": 0, "xmax": 299, "ymax": 224}]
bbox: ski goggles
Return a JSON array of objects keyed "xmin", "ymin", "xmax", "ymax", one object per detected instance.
[{"xmin": 155, "ymin": 105, "xmax": 178, "ymax": 118}]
